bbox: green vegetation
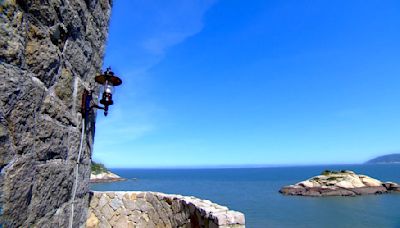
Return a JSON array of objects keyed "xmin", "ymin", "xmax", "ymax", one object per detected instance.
[
  {"xmin": 327, "ymin": 177, "xmax": 339, "ymax": 181},
  {"xmin": 91, "ymin": 161, "xmax": 109, "ymax": 174},
  {"xmin": 321, "ymin": 170, "xmax": 351, "ymax": 176},
  {"xmin": 321, "ymin": 170, "xmax": 336, "ymax": 176}
]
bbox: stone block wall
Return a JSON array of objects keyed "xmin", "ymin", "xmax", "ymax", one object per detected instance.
[
  {"xmin": 87, "ymin": 191, "xmax": 245, "ymax": 228},
  {"xmin": 0, "ymin": 0, "xmax": 111, "ymax": 227}
]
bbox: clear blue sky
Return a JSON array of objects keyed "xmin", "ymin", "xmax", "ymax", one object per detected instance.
[{"xmin": 93, "ymin": 0, "xmax": 400, "ymax": 168}]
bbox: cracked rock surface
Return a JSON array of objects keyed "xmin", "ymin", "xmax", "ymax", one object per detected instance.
[{"xmin": 0, "ymin": 0, "xmax": 111, "ymax": 227}]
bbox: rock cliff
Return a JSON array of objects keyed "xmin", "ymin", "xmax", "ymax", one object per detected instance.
[
  {"xmin": 0, "ymin": 0, "xmax": 111, "ymax": 227},
  {"xmin": 280, "ymin": 170, "xmax": 400, "ymax": 196}
]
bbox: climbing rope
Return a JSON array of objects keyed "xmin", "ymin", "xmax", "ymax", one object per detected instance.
[{"xmin": 69, "ymin": 117, "xmax": 85, "ymax": 228}]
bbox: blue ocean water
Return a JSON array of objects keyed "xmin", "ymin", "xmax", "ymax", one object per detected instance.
[{"xmin": 90, "ymin": 164, "xmax": 400, "ymax": 228}]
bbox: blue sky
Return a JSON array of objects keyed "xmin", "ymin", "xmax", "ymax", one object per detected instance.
[{"xmin": 93, "ymin": 0, "xmax": 400, "ymax": 168}]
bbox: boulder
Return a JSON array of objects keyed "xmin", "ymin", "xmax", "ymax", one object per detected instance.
[{"xmin": 383, "ymin": 182, "xmax": 400, "ymax": 192}]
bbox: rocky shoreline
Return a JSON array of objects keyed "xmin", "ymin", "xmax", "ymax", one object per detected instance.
[
  {"xmin": 90, "ymin": 171, "xmax": 125, "ymax": 183},
  {"xmin": 280, "ymin": 170, "xmax": 400, "ymax": 196}
]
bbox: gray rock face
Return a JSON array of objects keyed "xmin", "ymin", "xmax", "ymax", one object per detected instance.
[{"xmin": 0, "ymin": 0, "xmax": 111, "ymax": 227}]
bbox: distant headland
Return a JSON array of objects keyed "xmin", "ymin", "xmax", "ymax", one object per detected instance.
[
  {"xmin": 365, "ymin": 153, "xmax": 400, "ymax": 164},
  {"xmin": 90, "ymin": 162, "xmax": 125, "ymax": 183}
]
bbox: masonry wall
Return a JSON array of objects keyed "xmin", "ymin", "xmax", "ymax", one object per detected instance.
[
  {"xmin": 0, "ymin": 0, "xmax": 111, "ymax": 227},
  {"xmin": 87, "ymin": 191, "xmax": 246, "ymax": 228}
]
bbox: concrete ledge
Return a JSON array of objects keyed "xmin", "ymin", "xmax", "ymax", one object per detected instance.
[{"xmin": 86, "ymin": 191, "xmax": 245, "ymax": 228}]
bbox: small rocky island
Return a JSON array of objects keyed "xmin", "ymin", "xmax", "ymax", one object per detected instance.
[
  {"xmin": 280, "ymin": 170, "xmax": 400, "ymax": 196},
  {"xmin": 90, "ymin": 162, "xmax": 125, "ymax": 183}
]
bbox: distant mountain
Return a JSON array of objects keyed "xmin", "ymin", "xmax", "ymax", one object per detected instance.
[{"xmin": 366, "ymin": 154, "xmax": 400, "ymax": 164}]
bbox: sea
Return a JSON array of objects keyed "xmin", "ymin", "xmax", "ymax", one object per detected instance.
[{"xmin": 90, "ymin": 164, "xmax": 400, "ymax": 228}]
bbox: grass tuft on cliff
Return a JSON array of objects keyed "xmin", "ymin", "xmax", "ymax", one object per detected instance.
[{"xmin": 91, "ymin": 161, "xmax": 109, "ymax": 174}]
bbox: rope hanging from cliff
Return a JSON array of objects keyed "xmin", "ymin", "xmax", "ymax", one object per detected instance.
[{"xmin": 69, "ymin": 118, "xmax": 85, "ymax": 228}]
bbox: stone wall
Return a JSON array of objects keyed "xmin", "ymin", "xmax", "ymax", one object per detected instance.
[
  {"xmin": 87, "ymin": 191, "xmax": 245, "ymax": 228},
  {"xmin": 0, "ymin": 0, "xmax": 111, "ymax": 227}
]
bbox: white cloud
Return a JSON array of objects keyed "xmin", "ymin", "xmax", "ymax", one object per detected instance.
[
  {"xmin": 105, "ymin": 0, "xmax": 218, "ymax": 72},
  {"xmin": 94, "ymin": 0, "xmax": 217, "ymax": 162}
]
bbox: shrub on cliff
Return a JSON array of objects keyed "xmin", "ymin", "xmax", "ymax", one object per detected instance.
[{"xmin": 91, "ymin": 161, "xmax": 109, "ymax": 174}]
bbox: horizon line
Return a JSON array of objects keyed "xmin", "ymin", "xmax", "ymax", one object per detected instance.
[{"xmin": 104, "ymin": 162, "xmax": 389, "ymax": 169}]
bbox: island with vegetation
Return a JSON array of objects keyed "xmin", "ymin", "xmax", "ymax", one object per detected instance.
[
  {"xmin": 90, "ymin": 162, "xmax": 125, "ymax": 183},
  {"xmin": 365, "ymin": 153, "xmax": 400, "ymax": 164},
  {"xmin": 280, "ymin": 170, "xmax": 400, "ymax": 196}
]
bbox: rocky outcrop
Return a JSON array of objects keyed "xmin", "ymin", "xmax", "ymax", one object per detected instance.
[
  {"xmin": 0, "ymin": 0, "xmax": 111, "ymax": 227},
  {"xmin": 280, "ymin": 170, "xmax": 400, "ymax": 196},
  {"xmin": 90, "ymin": 171, "xmax": 125, "ymax": 183},
  {"xmin": 86, "ymin": 191, "xmax": 245, "ymax": 228}
]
